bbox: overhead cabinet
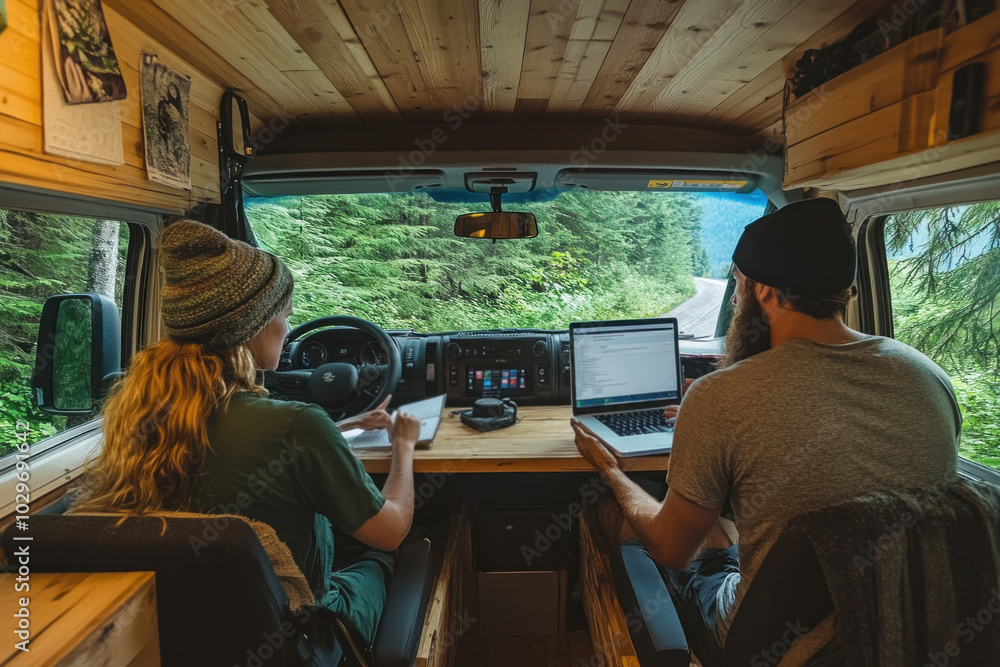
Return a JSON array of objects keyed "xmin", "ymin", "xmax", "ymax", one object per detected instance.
[{"xmin": 783, "ymin": 11, "xmax": 1000, "ymax": 191}]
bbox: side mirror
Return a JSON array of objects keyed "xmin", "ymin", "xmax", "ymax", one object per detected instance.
[
  {"xmin": 32, "ymin": 294, "xmax": 121, "ymax": 416},
  {"xmin": 454, "ymin": 212, "xmax": 538, "ymax": 239}
]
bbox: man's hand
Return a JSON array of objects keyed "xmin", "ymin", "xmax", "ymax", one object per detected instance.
[
  {"xmin": 338, "ymin": 395, "xmax": 392, "ymax": 432},
  {"xmin": 664, "ymin": 378, "xmax": 694, "ymax": 419},
  {"xmin": 388, "ymin": 411, "xmax": 421, "ymax": 452},
  {"xmin": 571, "ymin": 418, "xmax": 619, "ymax": 475}
]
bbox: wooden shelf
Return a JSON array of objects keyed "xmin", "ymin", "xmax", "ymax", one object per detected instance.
[
  {"xmin": 783, "ymin": 11, "xmax": 1000, "ymax": 191},
  {"xmin": 0, "ymin": 571, "xmax": 159, "ymax": 666}
]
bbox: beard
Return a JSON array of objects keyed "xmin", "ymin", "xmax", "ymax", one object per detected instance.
[{"xmin": 719, "ymin": 278, "xmax": 771, "ymax": 369}]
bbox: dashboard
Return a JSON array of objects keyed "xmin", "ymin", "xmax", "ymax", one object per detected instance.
[{"xmin": 279, "ymin": 327, "xmax": 722, "ymax": 407}]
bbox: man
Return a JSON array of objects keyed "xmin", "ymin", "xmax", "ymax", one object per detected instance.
[{"xmin": 572, "ymin": 198, "xmax": 961, "ymax": 665}]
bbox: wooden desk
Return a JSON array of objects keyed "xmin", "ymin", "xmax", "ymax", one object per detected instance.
[
  {"xmin": 356, "ymin": 405, "xmax": 670, "ymax": 474},
  {"xmin": 0, "ymin": 571, "xmax": 160, "ymax": 666}
]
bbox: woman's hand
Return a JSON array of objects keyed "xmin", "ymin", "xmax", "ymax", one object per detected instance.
[
  {"xmin": 388, "ymin": 412, "xmax": 421, "ymax": 452},
  {"xmin": 337, "ymin": 395, "xmax": 392, "ymax": 432},
  {"xmin": 571, "ymin": 418, "xmax": 620, "ymax": 475}
]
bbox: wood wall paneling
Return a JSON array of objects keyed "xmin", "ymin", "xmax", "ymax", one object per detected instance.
[{"xmin": 0, "ymin": 0, "xmax": 224, "ymax": 213}]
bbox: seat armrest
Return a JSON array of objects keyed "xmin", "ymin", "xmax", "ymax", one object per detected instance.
[
  {"xmin": 373, "ymin": 537, "xmax": 434, "ymax": 667},
  {"xmin": 609, "ymin": 540, "xmax": 690, "ymax": 667}
]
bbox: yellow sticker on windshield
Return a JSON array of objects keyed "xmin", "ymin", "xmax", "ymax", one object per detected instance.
[
  {"xmin": 646, "ymin": 179, "xmax": 748, "ymax": 190},
  {"xmin": 674, "ymin": 180, "xmax": 748, "ymax": 190}
]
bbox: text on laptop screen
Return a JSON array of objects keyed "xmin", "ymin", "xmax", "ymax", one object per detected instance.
[{"xmin": 573, "ymin": 322, "xmax": 680, "ymax": 409}]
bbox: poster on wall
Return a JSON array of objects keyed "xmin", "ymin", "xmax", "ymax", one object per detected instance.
[
  {"xmin": 140, "ymin": 52, "xmax": 191, "ymax": 190},
  {"xmin": 41, "ymin": 9, "xmax": 124, "ymax": 166},
  {"xmin": 45, "ymin": 0, "xmax": 127, "ymax": 104}
]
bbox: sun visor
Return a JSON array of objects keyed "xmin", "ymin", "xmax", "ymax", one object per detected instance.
[
  {"xmin": 242, "ymin": 170, "xmax": 446, "ymax": 197},
  {"xmin": 555, "ymin": 169, "xmax": 759, "ymax": 193}
]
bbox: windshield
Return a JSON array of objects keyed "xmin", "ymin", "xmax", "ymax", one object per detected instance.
[{"xmin": 245, "ymin": 190, "xmax": 768, "ymax": 337}]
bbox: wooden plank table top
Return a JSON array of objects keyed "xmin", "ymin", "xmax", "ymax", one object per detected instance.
[
  {"xmin": 0, "ymin": 571, "xmax": 160, "ymax": 666},
  {"xmin": 356, "ymin": 405, "xmax": 670, "ymax": 474}
]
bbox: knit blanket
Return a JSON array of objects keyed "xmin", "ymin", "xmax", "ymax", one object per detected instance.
[{"xmin": 786, "ymin": 479, "xmax": 1000, "ymax": 666}]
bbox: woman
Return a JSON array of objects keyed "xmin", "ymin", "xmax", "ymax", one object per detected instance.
[{"xmin": 73, "ymin": 220, "xmax": 419, "ymax": 643}]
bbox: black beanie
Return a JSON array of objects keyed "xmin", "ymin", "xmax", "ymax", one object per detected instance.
[{"xmin": 731, "ymin": 198, "xmax": 856, "ymax": 298}]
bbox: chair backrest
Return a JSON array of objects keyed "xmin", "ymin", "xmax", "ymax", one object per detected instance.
[
  {"xmin": 721, "ymin": 530, "xmax": 834, "ymax": 667},
  {"xmin": 2, "ymin": 514, "xmax": 303, "ymax": 666}
]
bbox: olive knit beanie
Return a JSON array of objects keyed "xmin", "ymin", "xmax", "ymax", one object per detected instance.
[{"xmin": 159, "ymin": 220, "xmax": 293, "ymax": 347}]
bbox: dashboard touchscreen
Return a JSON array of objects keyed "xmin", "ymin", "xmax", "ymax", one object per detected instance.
[{"xmin": 465, "ymin": 366, "xmax": 533, "ymax": 398}]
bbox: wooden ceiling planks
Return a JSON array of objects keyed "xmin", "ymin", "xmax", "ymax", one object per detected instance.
[
  {"xmin": 102, "ymin": 0, "xmax": 290, "ymax": 121},
  {"xmin": 545, "ymin": 0, "xmax": 629, "ymax": 120},
  {"xmin": 148, "ymin": 0, "xmax": 356, "ymax": 122},
  {"xmin": 577, "ymin": 0, "xmax": 685, "ymax": 119},
  {"xmin": 266, "ymin": 0, "xmax": 402, "ymax": 122},
  {"xmin": 336, "ymin": 0, "xmax": 441, "ymax": 121},
  {"xmin": 639, "ymin": 0, "xmax": 806, "ymax": 120},
  {"xmin": 479, "ymin": 0, "xmax": 530, "ymax": 120},
  {"xmin": 395, "ymin": 0, "xmax": 483, "ymax": 114},
  {"xmin": 612, "ymin": 0, "xmax": 745, "ymax": 120},
  {"xmin": 515, "ymin": 0, "xmax": 575, "ymax": 118},
  {"xmin": 128, "ymin": 0, "xmax": 895, "ymax": 138}
]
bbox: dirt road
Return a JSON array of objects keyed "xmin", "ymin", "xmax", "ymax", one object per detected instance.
[{"xmin": 663, "ymin": 277, "xmax": 727, "ymax": 338}]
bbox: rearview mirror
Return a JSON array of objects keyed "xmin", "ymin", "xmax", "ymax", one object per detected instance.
[
  {"xmin": 32, "ymin": 293, "xmax": 121, "ymax": 415},
  {"xmin": 454, "ymin": 212, "xmax": 538, "ymax": 239}
]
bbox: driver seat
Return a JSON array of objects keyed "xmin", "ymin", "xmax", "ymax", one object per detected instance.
[{"xmin": 1, "ymin": 503, "xmax": 434, "ymax": 667}]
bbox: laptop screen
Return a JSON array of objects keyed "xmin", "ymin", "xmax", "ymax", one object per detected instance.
[{"xmin": 570, "ymin": 318, "xmax": 681, "ymax": 412}]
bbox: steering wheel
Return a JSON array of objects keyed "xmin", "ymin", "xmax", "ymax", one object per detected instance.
[{"xmin": 264, "ymin": 316, "xmax": 402, "ymax": 421}]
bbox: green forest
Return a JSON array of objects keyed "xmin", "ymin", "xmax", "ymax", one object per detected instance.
[
  {"xmin": 245, "ymin": 190, "xmax": 716, "ymax": 331},
  {"xmin": 886, "ymin": 203, "xmax": 1000, "ymax": 469},
  {"xmin": 0, "ymin": 210, "xmax": 127, "ymax": 453}
]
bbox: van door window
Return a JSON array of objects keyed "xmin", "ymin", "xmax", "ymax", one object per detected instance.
[
  {"xmin": 0, "ymin": 210, "xmax": 129, "ymax": 457},
  {"xmin": 884, "ymin": 204, "xmax": 1000, "ymax": 471}
]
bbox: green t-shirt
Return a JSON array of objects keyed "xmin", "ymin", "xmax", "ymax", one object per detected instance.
[{"xmin": 198, "ymin": 392, "xmax": 385, "ymax": 604}]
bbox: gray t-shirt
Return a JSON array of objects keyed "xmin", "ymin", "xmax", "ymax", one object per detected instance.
[{"xmin": 665, "ymin": 336, "xmax": 961, "ymax": 643}]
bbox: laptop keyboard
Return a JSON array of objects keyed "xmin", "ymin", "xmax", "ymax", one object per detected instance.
[{"xmin": 596, "ymin": 408, "xmax": 675, "ymax": 437}]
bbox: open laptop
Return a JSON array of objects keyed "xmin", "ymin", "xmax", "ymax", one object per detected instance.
[{"xmin": 570, "ymin": 317, "xmax": 682, "ymax": 457}]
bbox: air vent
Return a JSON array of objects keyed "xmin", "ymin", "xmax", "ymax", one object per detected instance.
[{"xmin": 425, "ymin": 340, "xmax": 438, "ymax": 393}]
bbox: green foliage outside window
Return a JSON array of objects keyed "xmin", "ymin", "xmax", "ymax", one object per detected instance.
[
  {"xmin": 886, "ymin": 203, "xmax": 1000, "ymax": 470},
  {"xmin": 246, "ymin": 190, "xmax": 721, "ymax": 331},
  {"xmin": 0, "ymin": 210, "xmax": 127, "ymax": 458}
]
